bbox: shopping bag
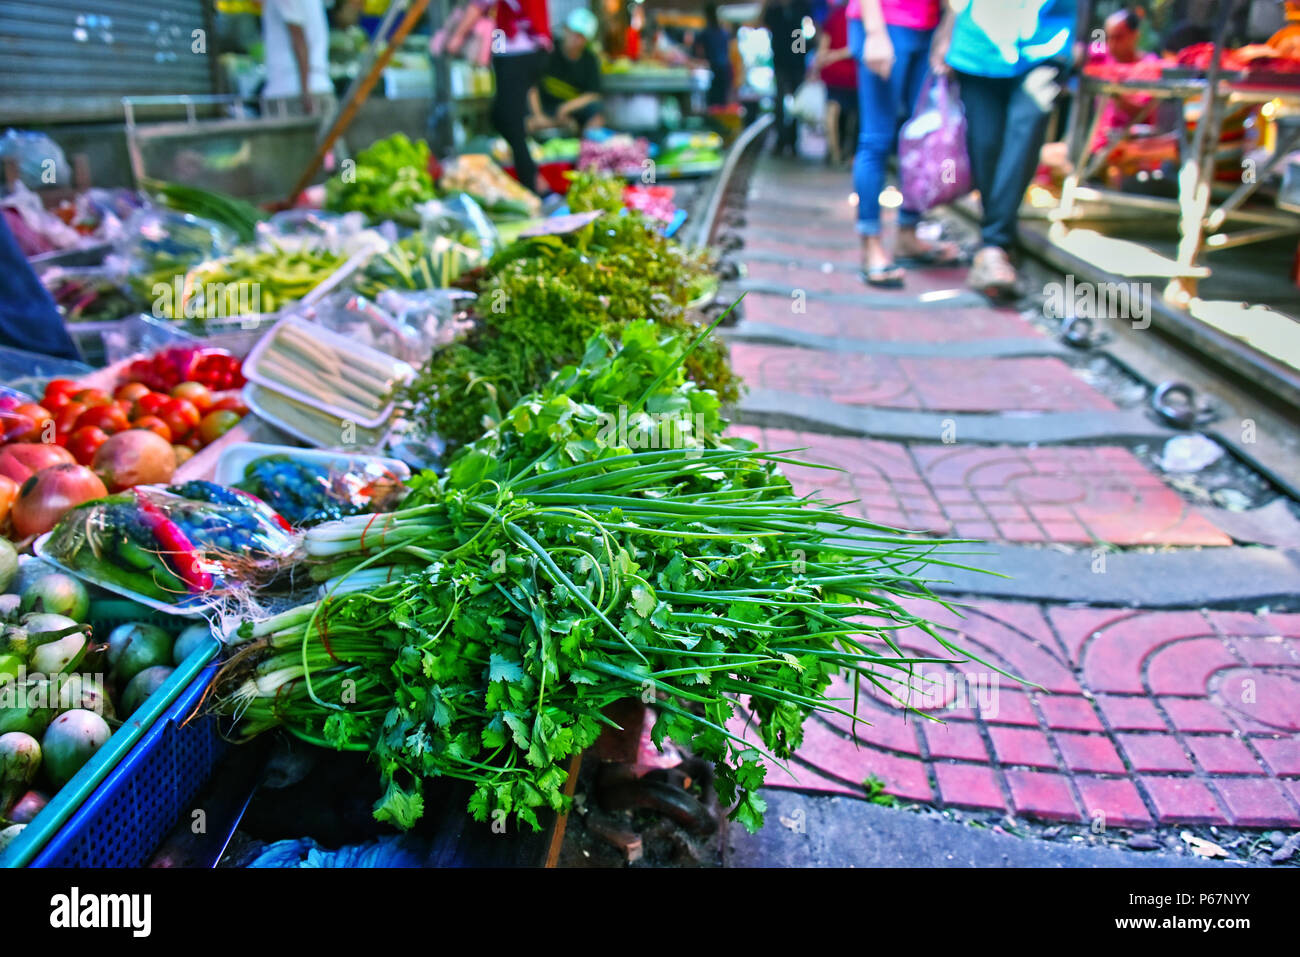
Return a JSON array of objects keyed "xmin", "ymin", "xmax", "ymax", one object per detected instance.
[
  {"xmin": 791, "ymin": 79, "xmax": 828, "ymax": 126},
  {"xmin": 898, "ymin": 73, "xmax": 972, "ymax": 212}
]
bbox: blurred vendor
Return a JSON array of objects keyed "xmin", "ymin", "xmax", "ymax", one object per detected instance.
[
  {"xmin": 530, "ymin": 9, "xmax": 605, "ymax": 134},
  {"xmin": 1090, "ymin": 8, "xmax": 1160, "ymax": 153},
  {"xmin": 259, "ymin": 0, "xmax": 336, "ymax": 118},
  {"xmin": 0, "ymin": 217, "xmax": 79, "ymax": 361},
  {"xmin": 692, "ymin": 4, "xmax": 734, "ymax": 106}
]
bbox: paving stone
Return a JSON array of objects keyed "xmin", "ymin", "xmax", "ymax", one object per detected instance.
[
  {"xmin": 1005, "ymin": 770, "xmax": 1083, "ymax": 821},
  {"xmin": 1186, "ymin": 736, "xmax": 1265, "ymax": 775},
  {"xmin": 748, "ymin": 595, "xmax": 1300, "ymax": 827},
  {"xmin": 727, "ymin": 424, "xmax": 1232, "ymax": 547},
  {"xmin": 1212, "ymin": 669, "xmax": 1300, "ymax": 731},
  {"xmin": 729, "ymin": 342, "xmax": 1113, "ymax": 413},
  {"xmin": 1097, "ymin": 694, "xmax": 1168, "ymax": 731},
  {"xmin": 1160, "ymin": 697, "xmax": 1238, "ymax": 734},
  {"xmin": 1068, "ymin": 611, "xmax": 1214, "ymax": 694},
  {"xmin": 740, "ymin": 255, "xmax": 975, "ymax": 297},
  {"xmin": 1038, "ymin": 694, "xmax": 1106, "ymax": 731},
  {"xmin": 922, "ymin": 720, "xmax": 991, "ymax": 761},
  {"xmin": 1055, "ymin": 732, "xmax": 1128, "ymax": 773},
  {"xmin": 988, "ymin": 726, "xmax": 1057, "ymax": 769},
  {"xmin": 933, "ymin": 762, "xmax": 1006, "ymax": 810},
  {"xmin": 1117, "ymin": 733, "xmax": 1195, "ymax": 773},
  {"xmin": 1141, "ymin": 776, "xmax": 1229, "ymax": 824},
  {"xmin": 1146, "ymin": 639, "xmax": 1242, "ymax": 696},
  {"xmin": 1075, "ymin": 777, "xmax": 1155, "ymax": 828},
  {"xmin": 736, "ymin": 291, "xmax": 1039, "ymax": 340},
  {"xmin": 1213, "ymin": 779, "xmax": 1300, "ymax": 826},
  {"xmin": 1251, "ymin": 736, "xmax": 1300, "ymax": 775}
]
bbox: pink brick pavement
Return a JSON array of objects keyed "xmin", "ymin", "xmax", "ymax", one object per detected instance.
[
  {"xmin": 725, "ymin": 601, "xmax": 1300, "ymax": 827},
  {"xmin": 715, "ymin": 156, "xmax": 1291, "ymax": 831},
  {"xmin": 727, "ymin": 424, "xmax": 1232, "ymax": 546},
  {"xmin": 730, "ymin": 342, "xmax": 1114, "ymax": 413},
  {"xmin": 737, "ymin": 291, "xmax": 1043, "ymax": 341}
]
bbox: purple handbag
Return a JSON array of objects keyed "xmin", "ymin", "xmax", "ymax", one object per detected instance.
[{"xmin": 898, "ymin": 73, "xmax": 972, "ymax": 212}]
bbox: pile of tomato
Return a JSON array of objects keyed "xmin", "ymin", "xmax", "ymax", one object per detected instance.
[
  {"xmin": 123, "ymin": 346, "xmax": 245, "ymax": 395},
  {"xmin": 19, "ymin": 370, "xmax": 249, "ymax": 468}
]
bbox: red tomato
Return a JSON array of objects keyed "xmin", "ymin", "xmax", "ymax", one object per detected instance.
[
  {"xmin": 74, "ymin": 404, "xmax": 130, "ymax": 436},
  {"xmin": 65, "ymin": 426, "xmax": 109, "ymax": 466},
  {"xmin": 71, "ymin": 389, "xmax": 112, "ymax": 409},
  {"xmin": 182, "ymin": 432, "xmax": 204, "ymax": 452},
  {"xmin": 209, "ymin": 396, "xmax": 249, "ymax": 416},
  {"xmin": 42, "ymin": 379, "xmax": 80, "ymax": 412},
  {"xmin": 132, "ymin": 391, "xmax": 171, "ymax": 420},
  {"xmin": 12, "ymin": 404, "xmax": 54, "ymax": 443},
  {"xmin": 114, "ymin": 381, "xmax": 152, "ymax": 404},
  {"xmin": 197, "ymin": 410, "xmax": 241, "ymax": 445},
  {"xmin": 131, "ymin": 416, "xmax": 173, "ymax": 443},
  {"xmin": 54, "ymin": 401, "xmax": 88, "ymax": 439},
  {"xmin": 170, "ymin": 381, "xmax": 213, "ymax": 412},
  {"xmin": 158, "ymin": 398, "xmax": 201, "ymax": 440}
]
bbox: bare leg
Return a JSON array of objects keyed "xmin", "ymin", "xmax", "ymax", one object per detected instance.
[{"xmin": 825, "ymin": 100, "xmax": 841, "ymax": 165}]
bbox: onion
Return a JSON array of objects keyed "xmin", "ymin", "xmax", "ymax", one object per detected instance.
[
  {"xmin": 11, "ymin": 465, "xmax": 108, "ymax": 539},
  {"xmin": 0, "ymin": 474, "xmax": 18, "ymax": 525},
  {"xmin": 0, "ymin": 443, "xmax": 74, "ymax": 484},
  {"xmin": 92, "ymin": 429, "xmax": 176, "ymax": 492}
]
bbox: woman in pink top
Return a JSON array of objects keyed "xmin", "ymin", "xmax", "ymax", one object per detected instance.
[{"xmin": 848, "ymin": 0, "xmax": 963, "ymax": 286}]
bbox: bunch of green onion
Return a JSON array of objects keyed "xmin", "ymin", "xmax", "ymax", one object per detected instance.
[{"xmin": 215, "ymin": 318, "xmax": 1004, "ymax": 833}]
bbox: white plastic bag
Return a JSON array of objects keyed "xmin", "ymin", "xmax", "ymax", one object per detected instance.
[{"xmin": 791, "ymin": 80, "xmax": 828, "ymax": 126}]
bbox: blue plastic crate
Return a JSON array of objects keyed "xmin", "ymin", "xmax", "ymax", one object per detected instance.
[{"xmin": 27, "ymin": 660, "xmax": 228, "ymax": 868}]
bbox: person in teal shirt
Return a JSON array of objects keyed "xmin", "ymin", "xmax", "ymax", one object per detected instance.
[{"xmin": 932, "ymin": 0, "xmax": 1077, "ymax": 298}]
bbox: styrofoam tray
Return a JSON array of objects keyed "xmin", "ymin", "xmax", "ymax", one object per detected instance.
[
  {"xmin": 242, "ymin": 313, "xmax": 413, "ymax": 429},
  {"xmin": 243, "ymin": 382, "xmax": 392, "ymax": 451},
  {"xmin": 213, "ymin": 441, "xmax": 411, "ymax": 487},
  {"xmin": 32, "ymin": 533, "xmax": 221, "ymax": 617}
]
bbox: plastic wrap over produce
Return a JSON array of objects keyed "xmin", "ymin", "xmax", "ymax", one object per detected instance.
[
  {"xmin": 42, "ymin": 484, "xmax": 297, "ymax": 607},
  {"xmin": 116, "ymin": 207, "xmax": 239, "ymax": 273},
  {"xmin": 257, "ymin": 209, "xmax": 379, "ymax": 256},
  {"xmin": 416, "ymin": 192, "xmax": 498, "ymax": 258},
  {"xmin": 295, "ymin": 289, "xmax": 475, "ymax": 366},
  {"xmin": 234, "ymin": 453, "xmax": 408, "ymax": 527}
]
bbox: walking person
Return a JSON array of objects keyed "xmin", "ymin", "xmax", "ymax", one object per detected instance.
[
  {"xmin": 930, "ymin": 0, "xmax": 1077, "ymax": 298},
  {"xmin": 849, "ymin": 0, "xmax": 963, "ymax": 287},
  {"xmin": 693, "ymin": 4, "xmax": 735, "ymax": 107},
  {"xmin": 763, "ymin": 0, "xmax": 813, "ymax": 156},
  {"xmin": 452, "ymin": 0, "xmax": 554, "ymax": 196},
  {"xmin": 813, "ymin": 0, "xmax": 857, "ymax": 166}
]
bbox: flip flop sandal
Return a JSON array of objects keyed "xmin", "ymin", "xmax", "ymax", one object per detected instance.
[
  {"xmin": 859, "ymin": 264, "xmax": 905, "ymax": 289},
  {"xmin": 894, "ymin": 243, "xmax": 971, "ymax": 268}
]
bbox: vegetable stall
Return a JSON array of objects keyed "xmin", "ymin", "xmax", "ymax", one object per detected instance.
[{"xmin": 0, "ymin": 131, "xmax": 998, "ymax": 869}]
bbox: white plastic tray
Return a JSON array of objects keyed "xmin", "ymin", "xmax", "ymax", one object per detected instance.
[
  {"xmin": 242, "ymin": 313, "xmax": 413, "ymax": 429},
  {"xmin": 243, "ymin": 382, "xmax": 391, "ymax": 451},
  {"xmin": 213, "ymin": 441, "xmax": 411, "ymax": 487},
  {"xmin": 32, "ymin": 533, "xmax": 218, "ymax": 617}
]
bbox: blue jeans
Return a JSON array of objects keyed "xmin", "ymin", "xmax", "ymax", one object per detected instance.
[{"xmin": 849, "ymin": 20, "xmax": 933, "ymax": 237}]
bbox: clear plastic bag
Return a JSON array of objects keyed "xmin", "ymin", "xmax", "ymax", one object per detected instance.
[
  {"xmin": 257, "ymin": 209, "xmax": 378, "ymax": 255},
  {"xmin": 43, "ymin": 485, "xmax": 298, "ymax": 606},
  {"xmin": 117, "ymin": 207, "xmax": 239, "ymax": 271},
  {"xmin": 417, "ymin": 192, "xmax": 498, "ymax": 258},
  {"xmin": 898, "ymin": 74, "xmax": 973, "ymax": 213},
  {"xmin": 0, "ymin": 129, "xmax": 70, "ymax": 189},
  {"xmin": 295, "ymin": 288, "xmax": 474, "ymax": 366},
  {"xmin": 232, "ymin": 452, "xmax": 407, "ymax": 527},
  {"xmin": 1, "ymin": 182, "xmax": 83, "ymax": 255}
]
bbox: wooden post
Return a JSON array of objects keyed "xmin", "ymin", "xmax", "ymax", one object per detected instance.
[{"xmin": 283, "ymin": 0, "xmax": 432, "ymax": 207}]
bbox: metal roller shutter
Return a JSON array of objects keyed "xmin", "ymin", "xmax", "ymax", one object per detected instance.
[{"xmin": 0, "ymin": 0, "xmax": 215, "ymax": 124}]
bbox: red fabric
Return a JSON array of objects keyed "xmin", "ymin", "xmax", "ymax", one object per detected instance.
[
  {"xmin": 496, "ymin": 0, "xmax": 551, "ymax": 44},
  {"xmin": 820, "ymin": 4, "xmax": 856, "ymax": 90}
]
